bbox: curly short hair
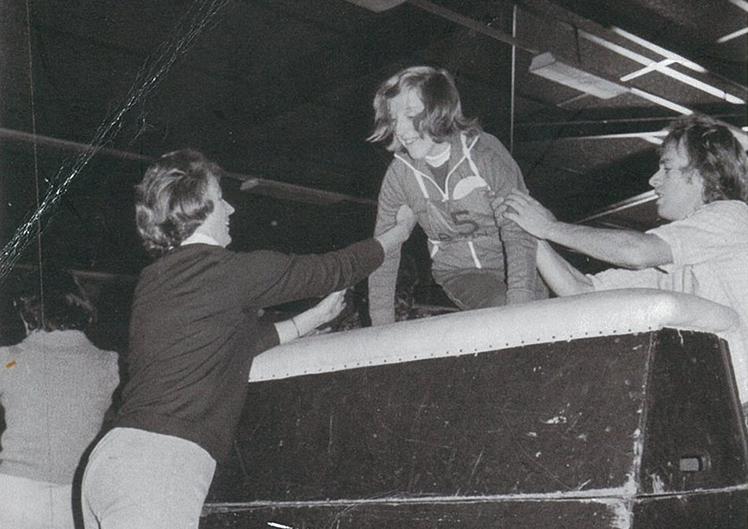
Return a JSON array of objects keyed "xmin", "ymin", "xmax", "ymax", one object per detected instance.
[
  {"xmin": 135, "ymin": 149, "xmax": 223, "ymax": 257},
  {"xmin": 368, "ymin": 66, "xmax": 481, "ymax": 152},
  {"xmin": 16, "ymin": 267, "xmax": 97, "ymax": 333},
  {"xmin": 663, "ymin": 115, "xmax": 748, "ymax": 204}
]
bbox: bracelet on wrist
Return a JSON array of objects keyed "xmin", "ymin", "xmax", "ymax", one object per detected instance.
[{"xmin": 291, "ymin": 317, "xmax": 302, "ymax": 338}]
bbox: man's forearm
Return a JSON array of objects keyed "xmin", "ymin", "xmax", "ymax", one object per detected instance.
[
  {"xmin": 536, "ymin": 241, "xmax": 593, "ymax": 296},
  {"xmin": 546, "ymin": 222, "xmax": 669, "ymax": 269}
]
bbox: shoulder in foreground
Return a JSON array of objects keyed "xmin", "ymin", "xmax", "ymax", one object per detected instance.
[{"xmin": 701, "ymin": 199, "xmax": 748, "ymax": 217}]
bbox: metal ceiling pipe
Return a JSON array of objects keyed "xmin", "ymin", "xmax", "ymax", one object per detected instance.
[
  {"xmin": 0, "ymin": 127, "xmax": 151, "ymax": 163},
  {"xmin": 0, "ymin": 127, "xmax": 376, "ymax": 206}
]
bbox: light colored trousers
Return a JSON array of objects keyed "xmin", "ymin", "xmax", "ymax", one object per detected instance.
[
  {"xmin": 0, "ymin": 472, "xmax": 75, "ymax": 529},
  {"xmin": 81, "ymin": 427, "xmax": 216, "ymax": 529}
]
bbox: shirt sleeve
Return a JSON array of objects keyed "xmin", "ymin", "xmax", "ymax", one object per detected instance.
[
  {"xmin": 368, "ymin": 161, "xmax": 413, "ymax": 325},
  {"xmin": 480, "ymin": 134, "xmax": 538, "ymax": 303},
  {"xmin": 589, "ymin": 266, "xmax": 662, "ymax": 292},
  {"xmin": 647, "ymin": 201, "xmax": 748, "ymax": 268}
]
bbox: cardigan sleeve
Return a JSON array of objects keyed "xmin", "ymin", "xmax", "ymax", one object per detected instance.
[{"xmin": 230, "ymin": 238, "xmax": 385, "ymax": 311}]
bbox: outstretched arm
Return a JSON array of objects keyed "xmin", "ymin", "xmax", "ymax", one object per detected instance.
[
  {"xmin": 494, "ymin": 191, "xmax": 673, "ymax": 270},
  {"xmin": 370, "ymin": 205, "xmax": 416, "ymax": 326}
]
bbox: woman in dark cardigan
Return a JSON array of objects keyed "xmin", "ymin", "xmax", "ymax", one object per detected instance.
[{"xmin": 81, "ymin": 149, "xmax": 413, "ymax": 528}]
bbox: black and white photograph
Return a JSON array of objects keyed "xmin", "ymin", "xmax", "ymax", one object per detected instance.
[{"xmin": 1, "ymin": 1, "xmax": 747, "ymax": 527}]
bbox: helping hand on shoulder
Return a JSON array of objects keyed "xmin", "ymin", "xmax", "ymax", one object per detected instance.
[{"xmin": 491, "ymin": 191, "xmax": 558, "ymax": 240}]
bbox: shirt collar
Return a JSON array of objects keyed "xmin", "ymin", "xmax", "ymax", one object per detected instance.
[
  {"xmin": 425, "ymin": 143, "xmax": 451, "ymax": 167},
  {"xmin": 24, "ymin": 329, "xmax": 89, "ymax": 346},
  {"xmin": 181, "ymin": 232, "xmax": 221, "ymax": 247}
]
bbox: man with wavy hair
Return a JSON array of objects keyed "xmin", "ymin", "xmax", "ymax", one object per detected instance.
[{"xmin": 495, "ymin": 115, "xmax": 748, "ymax": 408}]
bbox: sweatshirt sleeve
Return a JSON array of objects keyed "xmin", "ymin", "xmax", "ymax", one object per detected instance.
[
  {"xmin": 368, "ymin": 161, "xmax": 413, "ymax": 325},
  {"xmin": 482, "ymin": 136, "xmax": 538, "ymax": 304},
  {"xmin": 232, "ymin": 238, "xmax": 385, "ymax": 310}
]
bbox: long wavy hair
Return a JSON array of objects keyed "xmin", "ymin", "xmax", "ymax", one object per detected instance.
[{"xmin": 368, "ymin": 66, "xmax": 481, "ymax": 152}]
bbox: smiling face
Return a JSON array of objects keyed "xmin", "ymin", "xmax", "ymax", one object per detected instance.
[
  {"xmin": 648, "ymin": 139, "xmax": 706, "ymax": 221},
  {"xmin": 389, "ymin": 87, "xmax": 447, "ymax": 160},
  {"xmin": 195, "ymin": 176, "xmax": 235, "ymax": 247}
]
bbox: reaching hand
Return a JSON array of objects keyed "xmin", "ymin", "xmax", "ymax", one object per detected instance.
[
  {"xmin": 308, "ymin": 290, "xmax": 347, "ymax": 328},
  {"xmin": 375, "ymin": 204, "xmax": 416, "ymax": 254},
  {"xmin": 395, "ymin": 204, "xmax": 416, "ymax": 238},
  {"xmin": 491, "ymin": 191, "xmax": 557, "ymax": 239}
]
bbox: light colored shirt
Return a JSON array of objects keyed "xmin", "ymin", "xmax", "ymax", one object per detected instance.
[
  {"xmin": 0, "ymin": 330, "xmax": 119, "ymax": 484},
  {"xmin": 590, "ymin": 200, "xmax": 748, "ymax": 403}
]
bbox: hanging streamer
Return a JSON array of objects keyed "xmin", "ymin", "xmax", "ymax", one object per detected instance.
[{"xmin": 0, "ymin": 0, "xmax": 232, "ymax": 283}]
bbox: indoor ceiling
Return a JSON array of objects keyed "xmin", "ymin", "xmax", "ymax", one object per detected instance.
[{"xmin": 1, "ymin": 0, "xmax": 746, "ymax": 285}]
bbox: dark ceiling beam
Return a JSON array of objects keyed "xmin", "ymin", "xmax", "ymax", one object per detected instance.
[
  {"xmin": 513, "ymin": 104, "xmax": 747, "ymax": 142},
  {"xmin": 0, "ymin": 127, "xmax": 376, "ymax": 206},
  {"xmin": 0, "ymin": 127, "xmax": 151, "ymax": 163},
  {"xmin": 405, "ymin": 0, "xmax": 539, "ymax": 54},
  {"xmin": 11, "ymin": 261, "xmax": 137, "ymax": 285},
  {"xmin": 238, "ymin": 178, "xmax": 375, "ymax": 206},
  {"xmin": 515, "ymin": 111, "xmax": 676, "ymax": 143}
]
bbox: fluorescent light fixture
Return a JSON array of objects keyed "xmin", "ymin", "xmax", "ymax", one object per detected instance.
[
  {"xmin": 529, "ymin": 53, "xmax": 628, "ymax": 99},
  {"xmin": 582, "ymin": 30, "xmax": 744, "ymax": 105},
  {"xmin": 717, "ymin": 27, "xmax": 748, "ymax": 44}
]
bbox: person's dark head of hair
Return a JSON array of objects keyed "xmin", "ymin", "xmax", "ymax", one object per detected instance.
[
  {"xmin": 16, "ymin": 267, "xmax": 97, "ymax": 333},
  {"xmin": 135, "ymin": 149, "xmax": 224, "ymax": 257},
  {"xmin": 368, "ymin": 66, "xmax": 481, "ymax": 151},
  {"xmin": 663, "ymin": 115, "xmax": 748, "ymax": 204}
]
